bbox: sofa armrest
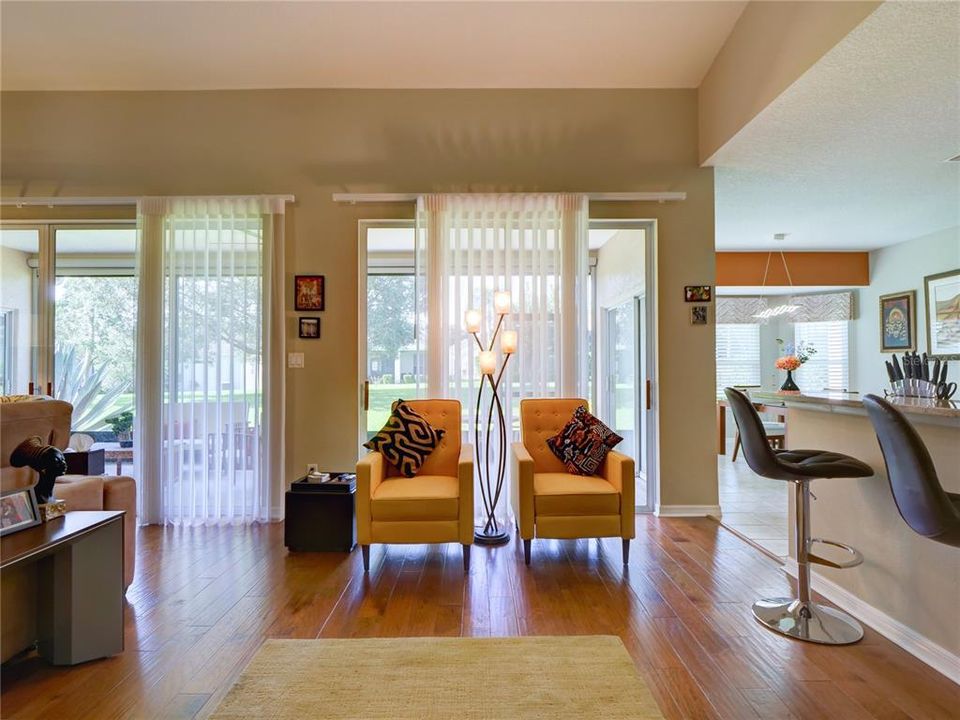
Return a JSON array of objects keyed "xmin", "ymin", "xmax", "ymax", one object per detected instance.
[
  {"xmin": 55, "ymin": 475, "xmax": 105, "ymax": 510},
  {"xmin": 103, "ymin": 475, "xmax": 137, "ymax": 589},
  {"xmin": 458, "ymin": 444, "xmax": 475, "ymax": 545},
  {"xmin": 511, "ymin": 442, "xmax": 535, "ymax": 539},
  {"xmin": 601, "ymin": 450, "xmax": 636, "ymax": 539},
  {"xmin": 356, "ymin": 451, "xmax": 386, "ymax": 545}
]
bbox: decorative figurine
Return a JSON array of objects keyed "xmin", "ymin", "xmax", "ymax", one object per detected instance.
[{"xmin": 10, "ymin": 436, "xmax": 67, "ymax": 505}]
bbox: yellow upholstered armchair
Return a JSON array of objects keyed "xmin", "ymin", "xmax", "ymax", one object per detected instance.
[
  {"xmin": 511, "ymin": 398, "xmax": 635, "ymax": 565},
  {"xmin": 356, "ymin": 399, "xmax": 474, "ymax": 573}
]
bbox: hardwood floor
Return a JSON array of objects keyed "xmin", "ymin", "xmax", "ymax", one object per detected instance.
[{"xmin": 2, "ymin": 516, "xmax": 957, "ymax": 719}]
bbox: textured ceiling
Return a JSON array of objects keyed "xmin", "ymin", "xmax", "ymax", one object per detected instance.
[
  {"xmin": 713, "ymin": 1, "xmax": 960, "ymax": 251},
  {"xmin": 0, "ymin": 1, "xmax": 746, "ymax": 90}
]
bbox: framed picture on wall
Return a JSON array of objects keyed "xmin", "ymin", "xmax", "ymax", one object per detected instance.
[
  {"xmin": 879, "ymin": 291, "xmax": 916, "ymax": 352},
  {"xmin": 690, "ymin": 305, "xmax": 708, "ymax": 325},
  {"xmin": 295, "ymin": 275, "xmax": 325, "ymax": 311},
  {"xmin": 684, "ymin": 285, "xmax": 712, "ymax": 302},
  {"xmin": 924, "ymin": 269, "xmax": 960, "ymax": 359},
  {"xmin": 299, "ymin": 317, "xmax": 320, "ymax": 339}
]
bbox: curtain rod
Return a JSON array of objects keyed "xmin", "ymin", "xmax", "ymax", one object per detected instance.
[
  {"xmin": 1, "ymin": 194, "xmax": 296, "ymax": 207},
  {"xmin": 332, "ymin": 191, "xmax": 686, "ymax": 204}
]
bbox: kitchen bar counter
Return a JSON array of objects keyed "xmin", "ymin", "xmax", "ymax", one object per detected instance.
[
  {"xmin": 754, "ymin": 390, "xmax": 960, "ymax": 678},
  {"xmin": 749, "ymin": 389, "xmax": 960, "ymax": 423}
]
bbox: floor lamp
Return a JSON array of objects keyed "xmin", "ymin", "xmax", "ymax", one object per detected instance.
[{"xmin": 465, "ymin": 291, "xmax": 517, "ymax": 546}]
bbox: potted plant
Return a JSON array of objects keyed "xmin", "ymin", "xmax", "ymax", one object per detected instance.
[
  {"xmin": 775, "ymin": 339, "xmax": 817, "ymax": 392},
  {"xmin": 105, "ymin": 410, "xmax": 134, "ymax": 448}
]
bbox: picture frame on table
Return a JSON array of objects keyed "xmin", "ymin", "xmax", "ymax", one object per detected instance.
[
  {"xmin": 924, "ymin": 269, "xmax": 960, "ymax": 359},
  {"xmin": 299, "ymin": 317, "xmax": 320, "ymax": 339},
  {"xmin": 1, "ymin": 484, "xmax": 41, "ymax": 537},
  {"xmin": 684, "ymin": 285, "xmax": 712, "ymax": 303},
  {"xmin": 295, "ymin": 275, "xmax": 325, "ymax": 311},
  {"xmin": 879, "ymin": 290, "xmax": 916, "ymax": 352}
]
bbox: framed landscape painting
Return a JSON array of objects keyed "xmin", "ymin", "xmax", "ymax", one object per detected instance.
[
  {"xmin": 924, "ymin": 269, "xmax": 960, "ymax": 359},
  {"xmin": 879, "ymin": 291, "xmax": 915, "ymax": 352}
]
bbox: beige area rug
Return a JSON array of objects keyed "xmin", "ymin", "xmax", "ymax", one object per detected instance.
[{"xmin": 211, "ymin": 635, "xmax": 663, "ymax": 719}]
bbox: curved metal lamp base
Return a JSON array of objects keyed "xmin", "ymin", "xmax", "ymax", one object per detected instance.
[
  {"xmin": 752, "ymin": 598, "xmax": 863, "ymax": 645},
  {"xmin": 474, "ymin": 527, "xmax": 510, "ymax": 546}
]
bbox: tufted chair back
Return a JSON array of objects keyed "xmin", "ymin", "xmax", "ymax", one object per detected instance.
[
  {"xmin": 385, "ymin": 399, "xmax": 462, "ymax": 478},
  {"xmin": 520, "ymin": 398, "xmax": 588, "ymax": 473}
]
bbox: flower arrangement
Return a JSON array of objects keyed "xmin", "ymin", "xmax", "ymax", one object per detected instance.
[
  {"xmin": 775, "ymin": 356, "xmax": 802, "ymax": 372},
  {"xmin": 774, "ymin": 339, "xmax": 816, "ymax": 391}
]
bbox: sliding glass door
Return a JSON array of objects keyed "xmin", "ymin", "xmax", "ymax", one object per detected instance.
[
  {"xmin": 358, "ymin": 221, "xmax": 422, "ymax": 445},
  {"xmin": 0, "ymin": 225, "xmax": 137, "ymax": 440}
]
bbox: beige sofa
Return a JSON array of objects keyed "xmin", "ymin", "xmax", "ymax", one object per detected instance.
[
  {"xmin": 1, "ymin": 397, "xmax": 137, "ymax": 662},
  {"xmin": 0, "ymin": 397, "xmax": 136, "ymax": 587}
]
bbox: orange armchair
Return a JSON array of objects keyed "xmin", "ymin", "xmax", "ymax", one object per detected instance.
[
  {"xmin": 511, "ymin": 398, "xmax": 635, "ymax": 565},
  {"xmin": 356, "ymin": 399, "xmax": 474, "ymax": 573}
]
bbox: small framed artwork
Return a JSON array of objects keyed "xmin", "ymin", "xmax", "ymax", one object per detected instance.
[
  {"xmin": 295, "ymin": 275, "xmax": 325, "ymax": 311},
  {"xmin": 684, "ymin": 285, "xmax": 712, "ymax": 303},
  {"xmin": 690, "ymin": 305, "xmax": 708, "ymax": 325},
  {"xmin": 299, "ymin": 317, "xmax": 321, "ymax": 339},
  {"xmin": 879, "ymin": 291, "xmax": 916, "ymax": 352},
  {"xmin": 1, "ymin": 485, "xmax": 41, "ymax": 537},
  {"xmin": 924, "ymin": 268, "xmax": 960, "ymax": 359}
]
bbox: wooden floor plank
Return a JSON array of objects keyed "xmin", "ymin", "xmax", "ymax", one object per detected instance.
[{"xmin": 2, "ymin": 516, "xmax": 955, "ymax": 720}]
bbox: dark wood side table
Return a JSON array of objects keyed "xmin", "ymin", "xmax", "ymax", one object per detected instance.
[
  {"xmin": 1, "ymin": 510, "xmax": 124, "ymax": 665},
  {"xmin": 284, "ymin": 476, "xmax": 356, "ymax": 552},
  {"xmin": 64, "ymin": 449, "xmax": 106, "ymax": 475}
]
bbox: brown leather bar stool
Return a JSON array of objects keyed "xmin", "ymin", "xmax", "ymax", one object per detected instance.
[
  {"xmin": 863, "ymin": 394, "xmax": 960, "ymax": 548},
  {"xmin": 725, "ymin": 387, "xmax": 873, "ymax": 644}
]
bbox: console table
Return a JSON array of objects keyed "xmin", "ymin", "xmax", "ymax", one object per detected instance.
[{"xmin": 1, "ymin": 510, "xmax": 124, "ymax": 665}]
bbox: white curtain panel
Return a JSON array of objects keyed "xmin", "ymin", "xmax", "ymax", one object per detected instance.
[
  {"xmin": 416, "ymin": 193, "xmax": 589, "ymax": 522},
  {"xmin": 135, "ymin": 197, "xmax": 285, "ymax": 525}
]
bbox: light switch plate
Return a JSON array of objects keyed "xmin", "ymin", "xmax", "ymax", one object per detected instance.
[{"xmin": 288, "ymin": 352, "xmax": 304, "ymax": 368}]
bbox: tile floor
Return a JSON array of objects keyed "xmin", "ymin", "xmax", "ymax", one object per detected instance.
[{"xmin": 716, "ymin": 454, "xmax": 789, "ymax": 557}]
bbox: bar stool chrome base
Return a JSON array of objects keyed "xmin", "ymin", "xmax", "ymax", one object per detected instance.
[{"xmin": 753, "ymin": 597, "xmax": 863, "ymax": 645}]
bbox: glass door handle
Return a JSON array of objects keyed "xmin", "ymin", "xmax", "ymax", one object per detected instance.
[
  {"xmin": 46, "ymin": 382, "xmax": 53, "ymax": 397},
  {"xmin": 362, "ymin": 380, "xmax": 370, "ymax": 411},
  {"xmin": 646, "ymin": 379, "xmax": 652, "ymax": 410}
]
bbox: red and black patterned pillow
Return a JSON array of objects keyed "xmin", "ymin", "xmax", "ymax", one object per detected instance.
[
  {"xmin": 363, "ymin": 400, "xmax": 445, "ymax": 478},
  {"xmin": 546, "ymin": 405, "xmax": 623, "ymax": 476}
]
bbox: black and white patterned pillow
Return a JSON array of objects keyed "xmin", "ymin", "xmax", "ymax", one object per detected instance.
[
  {"xmin": 546, "ymin": 405, "xmax": 623, "ymax": 476},
  {"xmin": 363, "ymin": 400, "xmax": 445, "ymax": 478}
]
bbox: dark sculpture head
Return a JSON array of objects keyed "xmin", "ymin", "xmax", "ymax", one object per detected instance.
[{"xmin": 10, "ymin": 436, "xmax": 67, "ymax": 505}]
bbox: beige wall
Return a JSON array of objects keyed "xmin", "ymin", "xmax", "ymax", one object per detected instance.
[
  {"xmin": 596, "ymin": 229, "xmax": 646, "ymax": 311},
  {"xmin": 698, "ymin": 0, "xmax": 880, "ymax": 164},
  {"xmin": 853, "ymin": 226, "xmax": 960, "ymax": 393},
  {"xmin": 1, "ymin": 89, "xmax": 716, "ymax": 512},
  {"xmin": 788, "ymin": 407, "xmax": 960, "ymax": 663}
]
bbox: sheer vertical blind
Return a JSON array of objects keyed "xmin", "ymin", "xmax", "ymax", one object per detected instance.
[
  {"xmin": 136, "ymin": 197, "xmax": 286, "ymax": 525},
  {"xmin": 794, "ymin": 321, "xmax": 850, "ymax": 391},
  {"xmin": 416, "ymin": 194, "xmax": 589, "ymax": 522},
  {"xmin": 715, "ymin": 324, "xmax": 761, "ymax": 395}
]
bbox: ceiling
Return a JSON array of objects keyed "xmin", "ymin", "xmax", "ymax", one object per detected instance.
[
  {"xmin": 0, "ymin": 1, "xmax": 746, "ymax": 91},
  {"xmin": 713, "ymin": 1, "xmax": 960, "ymax": 252}
]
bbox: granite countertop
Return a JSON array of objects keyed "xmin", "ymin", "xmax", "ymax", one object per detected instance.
[{"xmin": 748, "ymin": 390, "xmax": 960, "ymax": 419}]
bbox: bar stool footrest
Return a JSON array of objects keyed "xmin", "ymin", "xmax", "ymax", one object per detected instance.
[{"xmin": 808, "ymin": 538, "xmax": 863, "ymax": 569}]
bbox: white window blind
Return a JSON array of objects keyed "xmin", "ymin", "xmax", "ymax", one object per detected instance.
[
  {"xmin": 716, "ymin": 323, "xmax": 761, "ymax": 396},
  {"xmin": 794, "ymin": 320, "xmax": 850, "ymax": 391}
]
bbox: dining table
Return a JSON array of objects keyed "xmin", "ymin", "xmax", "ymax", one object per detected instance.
[{"xmin": 716, "ymin": 395, "xmax": 787, "ymax": 455}]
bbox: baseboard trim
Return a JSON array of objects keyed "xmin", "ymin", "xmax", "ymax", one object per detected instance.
[
  {"xmin": 783, "ymin": 559, "xmax": 960, "ymax": 686},
  {"xmin": 654, "ymin": 504, "xmax": 722, "ymax": 518}
]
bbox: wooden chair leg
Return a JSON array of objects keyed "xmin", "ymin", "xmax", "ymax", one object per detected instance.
[
  {"xmin": 732, "ymin": 432, "xmax": 742, "ymax": 462},
  {"xmin": 462, "ymin": 544, "xmax": 471, "ymax": 573},
  {"xmin": 523, "ymin": 539, "xmax": 532, "ymax": 566},
  {"xmin": 361, "ymin": 544, "xmax": 370, "ymax": 573},
  {"xmin": 622, "ymin": 538, "xmax": 630, "ymax": 565}
]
